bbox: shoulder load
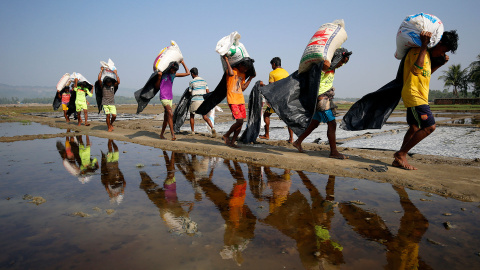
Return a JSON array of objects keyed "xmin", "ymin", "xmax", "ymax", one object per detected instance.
[
  {"xmin": 216, "ymin": 31, "xmax": 251, "ymax": 71},
  {"xmin": 299, "ymin": 19, "xmax": 348, "ymax": 74},
  {"xmin": 395, "ymin": 13, "xmax": 444, "ymax": 60},
  {"xmin": 153, "ymin": 40, "xmax": 184, "ymax": 72}
]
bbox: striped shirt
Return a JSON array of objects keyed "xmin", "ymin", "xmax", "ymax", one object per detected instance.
[{"xmin": 189, "ymin": 77, "xmax": 209, "ymax": 101}]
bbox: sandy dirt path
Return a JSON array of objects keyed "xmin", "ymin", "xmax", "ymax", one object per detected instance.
[{"xmin": 1, "ymin": 104, "xmax": 480, "ymax": 202}]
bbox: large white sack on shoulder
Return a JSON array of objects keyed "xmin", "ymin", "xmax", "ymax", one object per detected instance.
[
  {"xmin": 101, "ymin": 69, "xmax": 117, "ymax": 81},
  {"xmin": 100, "ymin": 58, "xmax": 116, "ymax": 71},
  {"xmin": 395, "ymin": 13, "xmax": 444, "ymax": 60},
  {"xmin": 56, "ymin": 73, "xmax": 71, "ymax": 91},
  {"xmin": 153, "ymin": 40, "xmax": 184, "ymax": 72},
  {"xmin": 220, "ymin": 42, "xmax": 251, "ymax": 71},
  {"xmin": 216, "ymin": 31, "xmax": 241, "ymax": 56},
  {"xmin": 298, "ymin": 19, "xmax": 347, "ymax": 74},
  {"xmin": 70, "ymin": 73, "xmax": 91, "ymax": 85}
]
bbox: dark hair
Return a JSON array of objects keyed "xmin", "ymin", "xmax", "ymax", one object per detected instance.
[
  {"xmin": 190, "ymin": 67, "xmax": 198, "ymax": 76},
  {"xmin": 329, "ymin": 48, "xmax": 352, "ymax": 70},
  {"xmin": 270, "ymin": 57, "xmax": 281, "ymax": 67},
  {"xmin": 104, "ymin": 77, "xmax": 115, "ymax": 85},
  {"xmin": 167, "ymin": 62, "xmax": 179, "ymax": 73},
  {"xmin": 238, "ymin": 58, "xmax": 254, "ymax": 70},
  {"xmin": 440, "ymin": 30, "xmax": 459, "ymax": 53}
]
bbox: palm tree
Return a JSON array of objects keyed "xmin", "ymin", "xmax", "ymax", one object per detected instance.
[
  {"xmin": 468, "ymin": 54, "xmax": 480, "ymax": 97},
  {"xmin": 438, "ymin": 64, "xmax": 469, "ymax": 98}
]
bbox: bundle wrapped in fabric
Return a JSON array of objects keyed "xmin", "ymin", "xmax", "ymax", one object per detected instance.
[
  {"xmin": 395, "ymin": 13, "xmax": 444, "ymax": 60},
  {"xmin": 153, "ymin": 40, "xmax": 183, "ymax": 72},
  {"xmin": 216, "ymin": 31, "xmax": 251, "ymax": 71},
  {"xmin": 298, "ymin": 20, "xmax": 347, "ymax": 74}
]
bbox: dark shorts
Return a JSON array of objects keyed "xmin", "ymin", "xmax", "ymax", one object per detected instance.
[{"xmin": 406, "ymin": 105, "xmax": 435, "ymax": 128}]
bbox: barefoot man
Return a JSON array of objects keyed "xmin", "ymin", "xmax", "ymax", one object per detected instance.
[
  {"xmin": 293, "ymin": 48, "xmax": 352, "ymax": 159},
  {"xmin": 393, "ymin": 30, "xmax": 458, "ymax": 170}
]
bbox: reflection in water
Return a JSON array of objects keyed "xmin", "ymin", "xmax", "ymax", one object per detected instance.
[
  {"xmin": 175, "ymin": 154, "xmax": 256, "ymax": 266},
  {"xmin": 139, "ymin": 151, "xmax": 198, "ymax": 236},
  {"xmin": 101, "ymin": 139, "xmax": 125, "ymax": 204},
  {"xmin": 56, "ymin": 132, "xmax": 99, "ymax": 184},
  {"xmin": 46, "ymin": 141, "xmax": 451, "ymax": 268},
  {"xmin": 261, "ymin": 173, "xmax": 344, "ymax": 269},
  {"xmin": 198, "ymin": 159, "xmax": 257, "ymax": 266},
  {"xmin": 339, "ymin": 185, "xmax": 431, "ymax": 269},
  {"xmin": 159, "ymin": 152, "xmax": 435, "ymax": 268}
]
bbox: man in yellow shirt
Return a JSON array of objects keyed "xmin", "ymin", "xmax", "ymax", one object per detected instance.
[
  {"xmin": 393, "ymin": 30, "xmax": 458, "ymax": 170},
  {"xmin": 259, "ymin": 57, "xmax": 294, "ymax": 143}
]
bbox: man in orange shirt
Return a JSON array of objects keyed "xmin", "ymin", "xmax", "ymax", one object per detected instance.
[{"xmin": 222, "ymin": 55, "xmax": 255, "ymax": 148}]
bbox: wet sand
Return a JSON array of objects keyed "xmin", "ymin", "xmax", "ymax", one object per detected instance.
[{"xmin": 1, "ymin": 104, "xmax": 480, "ymax": 202}]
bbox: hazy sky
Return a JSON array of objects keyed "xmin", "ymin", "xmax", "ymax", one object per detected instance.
[{"xmin": 1, "ymin": 0, "xmax": 479, "ymax": 98}]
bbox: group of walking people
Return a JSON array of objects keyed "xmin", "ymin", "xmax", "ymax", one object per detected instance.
[{"xmin": 56, "ymin": 28, "xmax": 458, "ymax": 171}]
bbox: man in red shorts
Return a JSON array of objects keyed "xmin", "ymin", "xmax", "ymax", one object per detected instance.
[{"xmin": 222, "ymin": 55, "xmax": 255, "ymax": 148}]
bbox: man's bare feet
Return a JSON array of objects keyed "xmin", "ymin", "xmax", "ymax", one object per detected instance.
[
  {"xmin": 286, "ymin": 139, "xmax": 293, "ymax": 144},
  {"xmin": 159, "ymin": 134, "xmax": 167, "ymax": 140},
  {"xmin": 77, "ymin": 121, "xmax": 82, "ymax": 126},
  {"xmin": 222, "ymin": 135, "xmax": 230, "ymax": 146},
  {"xmin": 228, "ymin": 142, "xmax": 240, "ymax": 148},
  {"xmin": 108, "ymin": 127, "xmax": 114, "ymax": 132},
  {"xmin": 292, "ymin": 141, "xmax": 305, "ymax": 153},
  {"xmin": 259, "ymin": 135, "xmax": 269, "ymax": 140},
  {"xmin": 171, "ymin": 137, "xmax": 176, "ymax": 141},
  {"xmin": 329, "ymin": 152, "xmax": 349, "ymax": 159},
  {"xmin": 392, "ymin": 152, "xmax": 417, "ymax": 170},
  {"xmin": 85, "ymin": 123, "xmax": 90, "ymax": 126}
]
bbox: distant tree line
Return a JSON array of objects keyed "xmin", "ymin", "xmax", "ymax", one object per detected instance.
[
  {"xmin": 0, "ymin": 95, "xmax": 184, "ymax": 105},
  {"xmin": 0, "ymin": 97, "xmax": 20, "ymax": 104},
  {"xmin": 439, "ymin": 53, "xmax": 480, "ymax": 97}
]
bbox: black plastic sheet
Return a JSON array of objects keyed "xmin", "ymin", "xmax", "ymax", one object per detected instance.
[
  {"xmin": 196, "ymin": 58, "xmax": 256, "ymax": 116},
  {"xmin": 94, "ymin": 81, "xmax": 103, "ymax": 113},
  {"xmin": 52, "ymin": 92, "xmax": 61, "ymax": 111},
  {"xmin": 195, "ymin": 74, "xmax": 227, "ymax": 115},
  {"xmin": 341, "ymin": 57, "xmax": 406, "ymax": 131},
  {"xmin": 134, "ymin": 72, "xmax": 160, "ymax": 114},
  {"xmin": 66, "ymin": 91, "xmax": 76, "ymax": 117},
  {"xmin": 259, "ymin": 61, "xmax": 324, "ymax": 136},
  {"xmin": 239, "ymin": 81, "xmax": 263, "ymax": 143},
  {"xmin": 172, "ymin": 88, "xmax": 192, "ymax": 133}
]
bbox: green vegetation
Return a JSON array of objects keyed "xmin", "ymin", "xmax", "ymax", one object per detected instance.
[
  {"xmin": 0, "ymin": 97, "xmax": 20, "ymax": 104},
  {"xmin": 469, "ymin": 54, "xmax": 480, "ymax": 97},
  {"xmin": 438, "ymin": 53, "xmax": 480, "ymax": 97}
]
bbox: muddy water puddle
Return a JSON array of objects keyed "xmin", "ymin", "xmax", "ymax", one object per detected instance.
[
  {"xmin": 1, "ymin": 137, "xmax": 479, "ymax": 269},
  {"xmin": 0, "ymin": 121, "xmax": 65, "ymax": 137}
]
